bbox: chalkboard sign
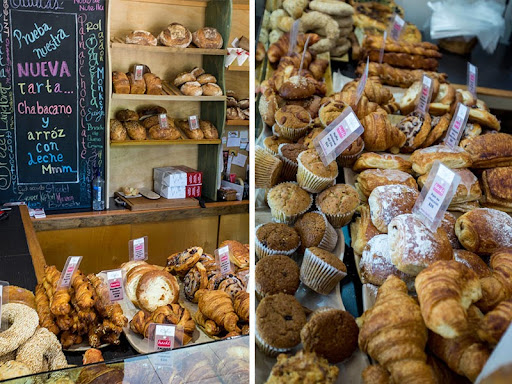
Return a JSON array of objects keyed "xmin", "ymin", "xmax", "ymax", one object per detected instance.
[{"xmin": 0, "ymin": 1, "xmax": 105, "ymax": 210}]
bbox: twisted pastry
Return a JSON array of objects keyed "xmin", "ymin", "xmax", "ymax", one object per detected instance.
[
  {"xmin": 71, "ymin": 270, "xmax": 95, "ymax": 309},
  {"xmin": 357, "ymin": 62, "xmax": 448, "ymax": 88},
  {"xmin": 166, "ymin": 246, "xmax": 203, "ymax": 277},
  {"xmin": 363, "ymin": 35, "xmax": 441, "ymax": 58},
  {"xmin": 129, "ymin": 309, "xmax": 151, "ymax": 336},
  {"xmin": 207, "ymin": 273, "xmax": 246, "ymax": 299},
  {"xmin": 60, "ymin": 331, "xmax": 83, "ymax": 349},
  {"xmin": 233, "ymin": 291, "xmax": 249, "ymax": 322},
  {"xmin": 183, "ymin": 262, "xmax": 208, "ymax": 302},
  {"xmin": 197, "ymin": 290, "xmax": 240, "ymax": 333},
  {"xmin": 45, "ymin": 265, "xmax": 72, "ymax": 316},
  {"xmin": 16, "ymin": 327, "xmax": 68, "ymax": 373},
  {"xmin": 35, "ymin": 284, "xmax": 60, "ymax": 335},
  {"xmin": 88, "ymin": 274, "xmax": 127, "ymax": 329},
  {"xmin": 0, "ymin": 303, "xmax": 39, "ymax": 357}
]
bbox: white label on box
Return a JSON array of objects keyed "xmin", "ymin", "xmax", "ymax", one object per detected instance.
[
  {"xmin": 159, "ymin": 114, "xmax": 168, "ymax": 129},
  {"xmin": 216, "ymin": 245, "xmax": 233, "ymax": 275},
  {"xmin": 106, "ymin": 269, "xmax": 124, "ymax": 302},
  {"xmin": 228, "ymin": 131, "xmax": 239, "ymax": 138},
  {"xmin": 134, "ymin": 65, "xmax": 144, "ymax": 81},
  {"xmin": 356, "ymin": 57, "xmax": 369, "ymax": 105},
  {"xmin": 389, "ymin": 14, "xmax": 405, "ymax": 40},
  {"xmin": 58, "ymin": 256, "xmax": 82, "ymax": 288},
  {"xmin": 415, "ymin": 75, "xmax": 433, "ymax": 115},
  {"xmin": 130, "ymin": 236, "xmax": 148, "ymax": 261},
  {"xmin": 227, "ymin": 137, "xmax": 241, "ymax": 148},
  {"xmin": 240, "ymin": 130, "xmax": 248, "ymax": 140},
  {"xmin": 154, "ymin": 324, "xmax": 176, "ymax": 350},
  {"xmin": 467, "ymin": 62, "xmax": 478, "ymax": 98},
  {"xmin": 232, "ymin": 153, "xmax": 247, "ymax": 167},
  {"xmin": 444, "ymin": 103, "xmax": 469, "ymax": 149},
  {"xmin": 188, "ymin": 115, "xmax": 199, "ymax": 130},
  {"xmin": 222, "ymin": 137, "xmax": 227, "ymax": 144}
]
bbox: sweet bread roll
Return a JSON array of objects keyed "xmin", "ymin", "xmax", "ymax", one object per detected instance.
[
  {"xmin": 200, "ymin": 120, "xmax": 218, "ymax": 139},
  {"xmin": 136, "ymin": 270, "xmax": 180, "ymax": 312},
  {"xmin": 112, "ymin": 71, "xmax": 130, "ymax": 94},
  {"xmin": 181, "ymin": 81, "xmax": 203, "ymax": 96},
  {"xmin": 388, "ymin": 214, "xmax": 453, "ymax": 276},
  {"xmin": 110, "ymin": 119, "xmax": 127, "ymax": 142},
  {"xmin": 417, "ymin": 168, "xmax": 481, "ymax": 204},
  {"xmin": 350, "ymin": 204, "xmax": 381, "ymax": 256},
  {"xmin": 174, "ymin": 72, "xmax": 196, "ymax": 87},
  {"xmin": 116, "ymin": 109, "xmax": 139, "ymax": 122},
  {"xmin": 410, "ymin": 145, "xmax": 472, "ymax": 175},
  {"xmin": 279, "ymin": 75, "xmax": 316, "ymax": 100},
  {"xmin": 460, "ymin": 133, "xmax": 512, "ymax": 168},
  {"xmin": 453, "ymin": 250, "xmax": 491, "ymax": 278},
  {"xmin": 158, "ymin": 23, "xmax": 192, "ymax": 48},
  {"xmin": 127, "ymin": 72, "xmax": 146, "ymax": 94},
  {"xmin": 124, "ymin": 121, "xmax": 146, "ymax": 140},
  {"xmin": 368, "ymin": 185, "xmax": 419, "ymax": 233},
  {"xmin": 455, "ymin": 208, "xmax": 512, "ymax": 254},
  {"xmin": 468, "ymin": 108, "xmax": 500, "ymax": 131},
  {"xmin": 125, "ymin": 30, "xmax": 157, "ymax": 46},
  {"xmin": 355, "ymin": 169, "xmax": 418, "ymax": 199},
  {"xmin": 126, "ymin": 264, "xmax": 160, "ymax": 306},
  {"xmin": 197, "ymin": 74, "xmax": 216, "ymax": 84},
  {"xmin": 202, "ymin": 83, "xmax": 223, "ymax": 96},
  {"xmin": 440, "ymin": 211, "xmax": 460, "ymax": 249},
  {"xmin": 421, "ymin": 114, "xmax": 451, "ymax": 148},
  {"xmin": 143, "ymin": 73, "xmax": 162, "ymax": 95},
  {"xmin": 481, "ymin": 166, "xmax": 512, "ymax": 212},
  {"xmin": 352, "ymin": 152, "xmax": 412, "ymax": 173},
  {"xmin": 192, "ymin": 27, "xmax": 223, "ymax": 49},
  {"xmin": 396, "ymin": 112, "xmax": 432, "ymax": 153}
]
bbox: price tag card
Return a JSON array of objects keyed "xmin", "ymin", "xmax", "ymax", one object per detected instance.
[
  {"xmin": 379, "ymin": 30, "xmax": 387, "ymax": 63},
  {"xmin": 188, "ymin": 115, "xmax": 199, "ymax": 130},
  {"xmin": 158, "ymin": 114, "xmax": 168, "ymax": 129},
  {"xmin": 147, "ymin": 324, "xmax": 184, "ymax": 351},
  {"xmin": 106, "ymin": 269, "xmax": 125, "ymax": 302},
  {"xmin": 355, "ymin": 57, "xmax": 369, "ymax": 105},
  {"xmin": 388, "ymin": 14, "xmax": 405, "ymax": 41},
  {"xmin": 444, "ymin": 103, "xmax": 469, "ymax": 149},
  {"xmin": 413, "ymin": 161, "xmax": 461, "ymax": 231},
  {"xmin": 0, "ymin": 281, "xmax": 8, "ymax": 330},
  {"xmin": 467, "ymin": 62, "xmax": 478, "ymax": 98},
  {"xmin": 134, "ymin": 64, "xmax": 144, "ymax": 81},
  {"xmin": 288, "ymin": 19, "xmax": 300, "ymax": 55},
  {"xmin": 313, "ymin": 106, "xmax": 364, "ymax": 166},
  {"xmin": 215, "ymin": 245, "xmax": 233, "ymax": 276},
  {"xmin": 415, "ymin": 75, "xmax": 433, "ymax": 116},
  {"xmin": 57, "ymin": 256, "xmax": 82, "ymax": 289},
  {"xmin": 129, "ymin": 236, "xmax": 148, "ymax": 261}
]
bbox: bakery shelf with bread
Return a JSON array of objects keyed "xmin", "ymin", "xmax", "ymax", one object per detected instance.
[{"xmin": 111, "ymin": 42, "xmax": 227, "ymax": 56}]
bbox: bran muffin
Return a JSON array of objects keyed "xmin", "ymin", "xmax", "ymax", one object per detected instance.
[
  {"xmin": 275, "ymin": 105, "xmax": 312, "ymax": 141},
  {"xmin": 266, "ymin": 350, "xmax": 339, "ymax": 383},
  {"xmin": 278, "ymin": 143, "xmax": 307, "ymax": 181},
  {"xmin": 316, "ymin": 184, "xmax": 360, "ymax": 228},
  {"xmin": 256, "ymin": 293, "xmax": 307, "ymax": 356},
  {"xmin": 255, "ymin": 255, "xmax": 300, "ymax": 300},
  {"xmin": 255, "ymin": 223, "xmax": 301, "ymax": 259},
  {"xmin": 300, "ymin": 308, "xmax": 359, "ymax": 364},
  {"xmin": 264, "ymin": 135, "xmax": 292, "ymax": 155},
  {"xmin": 297, "ymin": 149, "xmax": 338, "ymax": 193},
  {"xmin": 255, "ymin": 146, "xmax": 283, "ymax": 189},
  {"xmin": 294, "ymin": 212, "xmax": 338, "ymax": 254},
  {"xmin": 267, "ymin": 182, "xmax": 313, "ymax": 224},
  {"xmin": 300, "ymin": 247, "xmax": 347, "ymax": 294}
]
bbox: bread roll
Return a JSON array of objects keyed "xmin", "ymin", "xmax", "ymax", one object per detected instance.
[
  {"xmin": 181, "ymin": 81, "xmax": 202, "ymax": 96},
  {"xmin": 136, "ymin": 270, "xmax": 180, "ymax": 312},
  {"xmin": 125, "ymin": 30, "xmax": 157, "ymax": 46},
  {"xmin": 127, "ymin": 72, "xmax": 146, "ymax": 94},
  {"xmin": 176, "ymin": 119, "xmax": 204, "ymax": 140},
  {"xmin": 158, "ymin": 23, "xmax": 192, "ymax": 48},
  {"xmin": 115, "ymin": 109, "xmax": 139, "ymax": 122},
  {"xmin": 191, "ymin": 67, "xmax": 205, "ymax": 78},
  {"xmin": 200, "ymin": 120, "xmax": 218, "ymax": 139},
  {"xmin": 110, "ymin": 119, "xmax": 127, "ymax": 142},
  {"xmin": 125, "ymin": 264, "xmax": 160, "ymax": 306},
  {"xmin": 202, "ymin": 83, "xmax": 222, "ymax": 96},
  {"xmin": 124, "ymin": 121, "xmax": 146, "ymax": 141},
  {"xmin": 143, "ymin": 73, "xmax": 162, "ymax": 95},
  {"xmin": 112, "ymin": 71, "xmax": 130, "ymax": 94},
  {"xmin": 197, "ymin": 73, "xmax": 216, "ymax": 84},
  {"xmin": 141, "ymin": 115, "xmax": 160, "ymax": 129},
  {"xmin": 174, "ymin": 72, "xmax": 196, "ymax": 87},
  {"xmin": 137, "ymin": 105, "xmax": 167, "ymax": 117},
  {"xmin": 5, "ymin": 286, "xmax": 36, "ymax": 309},
  {"xmin": 192, "ymin": 27, "xmax": 223, "ymax": 49},
  {"xmin": 355, "ymin": 169, "xmax": 418, "ymax": 199},
  {"xmin": 148, "ymin": 125, "xmax": 181, "ymax": 140}
]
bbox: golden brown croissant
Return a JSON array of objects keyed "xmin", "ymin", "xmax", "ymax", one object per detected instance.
[
  {"xmin": 343, "ymin": 77, "xmax": 395, "ymax": 106},
  {"xmin": 476, "ymin": 248, "xmax": 512, "ymax": 312},
  {"xmin": 357, "ymin": 276, "xmax": 436, "ymax": 384},
  {"xmin": 428, "ymin": 306, "xmax": 491, "ymax": 382},
  {"xmin": 130, "ymin": 309, "xmax": 151, "ymax": 336},
  {"xmin": 233, "ymin": 291, "xmax": 249, "ymax": 322},
  {"xmin": 350, "ymin": 204, "xmax": 381, "ymax": 256},
  {"xmin": 362, "ymin": 365, "xmax": 394, "ymax": 384},
  {"xmin": 415, "ymin": 260, "xmax": 482, "ymax": 339},
  {"xmin": 357, "ymin": 62, "xmax": 448, "ymax": 88},
  {"xmin": 361, "ymin": 112, "xmax": 406, "ymax": 153},
  {"xmin": 72, "ymin": 270, "xmax": 95, "ymax": 309},
  {"xmin": 478, "ymin": 298, "xmax": 512, "ymax": 345},
  {"xmin": 194, "ymin": 310, "xmax": 222, "ymax": 337},
  {"xmin": 197, "ymin": 290, "xmax": 240, "ymax": 333},
  {"xmin": 88, "ymin": 274, "xmax": 127, "ymax": 329},
  {"xmin": 35, "ymin": 283, "xmax": 60, "ymax": 335}
]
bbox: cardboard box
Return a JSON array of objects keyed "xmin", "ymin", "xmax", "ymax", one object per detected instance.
[
  {"xmin": 153, "ymin": 166, "xmax": 203, "ymax": 186},
  {"xmin": 154, "ymin": 180, "xmax": 202, "ymax": 199}
]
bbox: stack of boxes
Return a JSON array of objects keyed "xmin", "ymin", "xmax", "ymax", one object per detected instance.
[{"xmin": 153, "ymin": 165, "xmax": 203, "ymax": 199}]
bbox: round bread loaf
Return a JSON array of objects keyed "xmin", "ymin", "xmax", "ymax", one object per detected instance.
[
  {"xmin": 141, "ymin": 115, "xmax": 160, "ymax": 129},
  {"xmin": 136, "ymin": 270, "xmax": 179, "ymax": 312},
  {"xmin": 158, "ymin": 23, "xmax": 192, "ymax": 48},
  {"xmin": 181, "ymin": 81, "xmax": 203, "ymax": 96},
  {"xmin": 112, "ymin": 71, "xmax": 130, "ymax": 94},
  {"xmin": 202, "ymin": 83, "xmax": 222, "ymax": 96},
  {"xmin": 125, "ymin": 30, "xmax": 157, "ymax": 46},
  {"xmin": 192, "ymin": 27, "xmax": 223, "ymax": 49},
  {"xmin": 124, "ymin": 121, "xmax": 146, "ymax": 140},
  {"xmin": 125, "ymin": 264, "xmax": 159, "ymax": 306},
  {"xmin": 115, "ymin": 109, "xmax": 139, "ymax": 122},
  {"xmin": 110, "ymin": 119, "xmax": 127, "ymax": 142},
  {"xmin": 197, "ymin": 73, "xmax": 216, "ymax": 84},
  {"xmin": 174, "ymin": 72, "xmax": 196, "ymax": 87},
  {"xmin": 190, "ymin": 67, "xmax": 205, "ymax": 78}
]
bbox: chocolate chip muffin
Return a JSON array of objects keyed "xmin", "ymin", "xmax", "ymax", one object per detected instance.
[
  {"xmin": 319, "ymin": 101, "xmax": 348, "ymax": 127},
  {"xmin": 278, "ymin": 143, "xmax": 307, "ymax": 181},
  {"xmin": 264, "ymin": 135, "xmax": 293, "ymax": 155},
  {"xmin": 255, "ymin": 255, "xmax": 300, "ymax": 300},
  {"xmin": 266, "ymin": 350, "xmax": 339, "ymax": 383},
  {"xmin": 267, "ymin": 182, "xmax": 313, "ymax": 224},
  {"xmin": 294, "ymin": 212, "xmax": 337, "ymax": 254},
  {"xmin": 337, "ymin": 136, "xmax": 365, "ymax": 167},
  {"xmin": 316, "ymin": 184, "xmax": 360, "ymax": 228},
  {"xmin": 297, "ymin": 149, "xmax": 339, "ymax": 193},
  {"xmin": 256, "ymin": 293, "xmax": 307, "ymax": 356},
  {"xmin": 298, "ymin": 127, "xmax": 324, "ymax": 149},
  {"xmin": 301, "ymin": 247, "xmax": 347, "ymax": 294},
  {"xmin": 255, "ymin": 223, "xmax": 301, "ymax": 259},
  {"xmin": 275, "ymin": 105, "xmax": 312, "ymax": 141}
]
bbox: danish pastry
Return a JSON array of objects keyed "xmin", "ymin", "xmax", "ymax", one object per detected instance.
[{"xmin": 410, "ymin": 144, "xmax": 473, "ymax": 175}]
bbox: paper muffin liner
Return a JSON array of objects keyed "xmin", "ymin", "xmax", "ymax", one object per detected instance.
[
  {"xmin": 255, "ymin": 223, "xmax": 300, "ymax": 260},
  {"xmin": 255, "ymin": 328, "xmax": 292, "ymax": 357},
  {"xmin": 267, "ymin": 181, "xmax": 313, "ymax": 225},
  {"xmin": 297, "ymin": 155, "xmax": 337, "ymax": 193},
  {"xmin": 315, "ymin": 211, "xmax": 338, "ymax": 252},
  {"xmin": 319, "ymin": 205, "xmax": 357, "ymax": 228},
  {"xmin": 300, "ymin": 248, "xmax": 347, "ymax": 295},
  {"xmin": 336, "ymin": 143, "xmax": 364, "ymax": 168},
  {"xmin": 278, "ymin": 144, "xmax": 299, "ymax": 181},
  {"xmin": 277, "ymin": 124, "xmax": 309, "ymax": 141},
  {"xmin": 255, "ymin": 147, "xmax": 283, "ymax": 189}
]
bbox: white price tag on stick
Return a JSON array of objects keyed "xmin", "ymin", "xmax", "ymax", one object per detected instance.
[
  {"xmin": 215, "ymin": 245, "xmax": 233, "ymax": 276},
  {"xmin": 148, "ymin": 323, "xmax": 184, "ymax": 351},
  {"xmin": 58, "ymin": 256, "xmax": 82, "ymax": 289},
  {"xmin": 159, "ymin": 114, "xmax": 168, "ymax": 129},
  {"xmin": 355, "ymin": 57, "xmax": 369, "ymax": 105},
  {"xmin": 388, "ymin": 14, "xmax": 405, "ymax": 41},
  {"xmin": 0, "ymin": 281, "xmax": 8, "ymax": 330},
  {"xmin": 188, "ymin": 115, "xmax": 199, "ymax": 130},
  {"xmin": 313, "ymin": 106, "xmax": 364, "ymax": 167},
  {"xmin": 288, "ymin": 20, "xmax": 300, "ymax": 55},
  {"xmin": 106, "ymin": 269, "xmax": 124, "ymax": 302},
  {"xmin": 444, "ymin": 103, "xmax": 469, "ymax": 149},
  {"xmin": 134, "ymin": 65, "xmax": 144, "ymax": 81},
  {"xmin": 379, "ymin": 30, "xmax": 387, "ymax": 63},
  {"xmin": 467, "ymin": 62, "xmax": 478, "ymax": 98},
  {"xmin": 129, "ymin": 236, "xmax": 148, "ymax": 261},
  {"xmin": 415, "ymin": 75, "xmax": 433, "ymax": 116},
  {"xmin": 413, "ymin": 161, "xmax": 461, "ymax": 231}
]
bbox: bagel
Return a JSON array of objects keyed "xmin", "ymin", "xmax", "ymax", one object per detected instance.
[
  {"xmin": 16, "ymin": 327, "xmax": 68, "ymax": 373},
  {"xmin": 0, "ymin": 303, "xmax": 39, "ymax": 357}
]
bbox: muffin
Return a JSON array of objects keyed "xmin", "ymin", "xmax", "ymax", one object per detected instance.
[
  {"xmin": 255, "ymin": 255, "xmax": 300, "ymax": 300},
  {"xmin": 336, "ymin": 136, "xmax": 364, "ymax": 168},
  {"xmin": 297, "ymin": 149, "xmax": 338, "ymax": 193},
  {"xmin": 298, "ymin": 127, "xmax": 324, "ymax": 149},
  {"xmin": 294, "ymin": 212, "xmax": 338, "ymax": 254},
  {"xmin": 318, "ymin": 101, "xmax": 348, "ymax": 127},
  {"xmin": 256, "ymin": 293, "xmax": 307, "ymax": 356},
  {"xmin": 316, "ymin": 184, "xmax": 360, "ymax": 228},
  {"xmin": 275, "ymin": 105, "xmax": 312, "ymax": 141},
  {"xmin": 255, "ymin": 223, "xmax": 301, "ymax": 260},
  {"xmin": 267, "ymin": 182, "xmax": 313, "ymax": 224},
  {"xmin": 264, "ymin": 135, "xmax": 292, "ymax": 155},
  {"xmin": 266, "ymin": 350, "xmax": 339, "ymax": 384},
  {"xmin": 255, "ymin": 146, "xmax": 283, "ymax": 189},
  {"xmin": 278, "ymin": 143, "xmax": 307, "ymax": 181},
  {"xmin": 300, "ymin": 308, "xmax": 359, "ymax": 364},
  {"xmin": 300, "ymin": 247, "xmax": 347, "ymax": 294}
]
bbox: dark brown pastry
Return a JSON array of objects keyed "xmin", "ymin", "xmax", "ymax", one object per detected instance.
[
  {"xmin": 115, "ymin": 109, "xmax": 139, "ymax": 122},
  {"xmin": 137, "ymin": 105, "xmax": 167, "ymax": 117},
  {"xmin": 112, "ymin": 71, "xmax": 130, "ymax": 94}
]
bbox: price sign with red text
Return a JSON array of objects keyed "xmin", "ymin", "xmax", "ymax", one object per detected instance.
[
  {"xmin": 148, "ymin": 324, "xmax": 184, "ymax": 351},
  {"xmin": 129, "ymin": 236, "xmax": 148, "ymax": 261},
  {"xmin": 106, "ymin": 269, "xmax": 124, "ymax": 302},
  {"xmin": 215, "ymin": 245, "xmax": 233, "ymax": 276},
  {"xmin": 188, "ymin": 115, "xmax": 199, "ymax": 130},
  {"xmin": 389, "ymin": 14, "xmax": 405, "ymax": 40},
  {"xmin": 58, "ymin": 256, "xmax": 82, "ymax": 289},
  {"xmin": 467, "ymin": 62, "xmax": 478, "ymax": 98},
  {"xmin": 444, "ymin": 103, "xmax": 469, "ymax": 149},
  {"xmin": 415, "ymin": 75, "xmax": 433, "ymax": 116},
  {"xmin": 159, "ymin": 114, "xmax": 169, "ymax": 129},
  {"xmin": 134, "ymin": 65, "xmax": 144, "ymax": 81}
]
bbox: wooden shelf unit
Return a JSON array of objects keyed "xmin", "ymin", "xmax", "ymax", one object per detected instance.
[
  {"xmin": 110, "ymin": 139, "xmax": 221, "ymax": 146},
  {"xmin": 110, "ymin": 42, "xmax": 227, "ymax": 56},
  {"xmin": 111, "ymin": 94, "xmax": 226, "ymax": 102},
  {"xmin": 226, "ymin": 119, "xmax": 249, "ymax": 126}
]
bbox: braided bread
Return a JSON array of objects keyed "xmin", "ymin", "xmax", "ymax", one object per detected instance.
[
  {"xmin": 357, "ymin": 62, "xmax": 448, "ymax": 88},
  {"xmin": 363, "ymin": 35, "xmax": 441, "ymax": 58}
]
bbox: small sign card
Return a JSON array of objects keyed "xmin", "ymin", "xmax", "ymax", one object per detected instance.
[
  {"xmin": 129, "ymin": 236, "xmax": 148, "ymax": 261},
  {"xmin": 413, "ymin": 161, "xmax": 461, "ymax": 231},
  {"xmin": 159, "ymin": 114, "xmax": 169, "ymax": 129},
  {"xmin": 57, "ymin": 256, "xmax": 82, "ymax": 289},
  {"xmin": 134, "ymin": 65, "xmax": 144, "ymax": 81},
  {"xmin": 215, "ymin": 245, "xmax": 233, "ymax": 276},
  {"xmin": 106, "ymin": 269, "xmax": 124, "ymax": 302},
  {"xmin": 148, "ymin": 323, "xmax": 184, "ymax": 351},
  {"xmin": 415, "ymin": 75, "xmax": 434, "ymax": 116},
  {"xmin": 356, "ymin": 57, "xmax": 369, "ymax": 105},
  {"xmin": 444, "ymin": 103, "xmax": 469, "ymax": 149},
  {"xmin": 188, "ymin": 115, "xmax": 199, "ymax": 130},
  {"xmin": 288, "ymin": 20, "xmax": 301, "ymax": 55},
  {"xmin": 467, "ymin": 62, "xmax": 478, "ymax": 98},
  {"xmin": 388, "ymin": 14, "xmax": 405, "ymax": 41},
  {"xmin": 379, "ymin": 30, "xmax": 387, "ymax": 63},
  {"xmin": 0, "ymin": 281, "xmax": 8, "ymax": 330},
  {"xmin": 313, "ymin": 106, "xmax": 364, "ymax": 166}
]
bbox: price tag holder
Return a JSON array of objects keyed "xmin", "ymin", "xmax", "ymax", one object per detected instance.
[
  {"xmin": 415, "ymin": 75, "xmax": 433, "ymax": 116},
  {"xmin": 134, "ymin": 64, "xmax": 144, "ymax": 81},
  {"xmin": 215, "ymin": 245, "xmax": 233, "ymax": 276},
  {"xmin": 158, "ymin": 114, "xmax": 168, "ymax": 129},
  {"xmin": 313, "ymin": 106, "xmax": 364, "ymax": 166},
  {"xmin": 444, "ymin": 103, "xmax": 469, "ymax": 148},
  {"xmin": 57, "ymin": 256, "xmax": 82, "ymax": 289},
  {"xmin": 388, "ymin": 14, "xmax": 405, "ymax": 41},
  {"xmin": 0, "ymin": 281, "xmax": 8, "ymax": 330},
  {"xmin": 379, "ymin": 30, "xmax": 387, "ymax": 63},
  {"xmin": 147, "ymin": 323, "xmax": 184, "ymax": 351},
  {"xmin": 467, "ymin": 62, "xmax": 478, "ymax": 98},
  {"xmin": 106, "ymin": 269, "xmax": 125, "ymax": 302},
  {"xmin": 355, "ymin": 57, "xmax": 369, "ymax": 105},
  {"xmin": 288, "ymin": 19, "xmax": 300, "ymax": 56},
  {"xmin": 129, "ymin": 236, "xmax": 148, "ymax": 261},
  {"xmin": 188, "ymin": 115, "xmax": 199, "ymax": 130},
  {"xmin": 412, "ymin": 161, "xmax": 461, "ymax": 231}
]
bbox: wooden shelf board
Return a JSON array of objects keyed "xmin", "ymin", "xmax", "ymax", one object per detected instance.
[
  {"xmin": 111, "ymin": 139, "xmax": 221, "ymax": 146},
  {"xmin": 111, "ymin": 94, "xmax": 226, "ymax": 102},
  {"xmin": 228, "ymin": 63, "xmax": 249, "ymax": 72},
  {"xmin": 111, "ymin": 42, "xmax": 227, "ymax": 56},
  {"xmin": 226, "ymin": 119, "xmax": 249, "ymax": 126}
]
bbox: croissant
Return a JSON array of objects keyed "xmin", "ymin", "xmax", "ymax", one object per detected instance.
[
  {"xmin": 476, "ymin": 248, "xmax": 512, "ymax": 312},
  {"xmin": 478, "ymin": 298, "xmax": 512, "ymax": 345},
  {"xmin": 362, "ymin": 365, "xmax": 393, "ymax": 384},
  {"xmin": 361, "ymin": 112, "xmax": 406, "ymax": 153},
  {"xmin": 45, "ymin": 265, "xmax": 72, "ymax": 316},
  {"xmin": 344, "ymin": 77, "xmax": 395, "ymax": 106},
  {"xmin": 428, "ymin": 306, "xmax": 491, "ymax": 382},
  {"xmin": 267, "ymin": 32, "xmax": 320, "ymax": 63},
  {"xmin": 35, "ymin": 284, "xmax": 60, "ymax": 335},
  {"xmin": 350, "ymin": 204, "xmax": 380, "ymax": 256},
  {"xmin": 71, "ymin": 270, "xmax": 95, "ymax": 309},
  {"xmin": 357, "ymin": 276, "xmax": 436, "ymax": 384},
  {"xmin": 193, "ymin": 310, "xmax": 222, "ymax": 337},
  {"xmin": 197, "ymin": 290, "xmax": 240, "ymax": 333},
  {"xmin": 130, "ymin": 309, "xmax": 151, "ymax": 335},
  {"xmin": 357, "ymin": 62, "xmax": 448, "ymax": 88},
  {"xmin": 88, "ymin": 274, "xmax": 127, "ymax": 329},
  {"xmin": 233, "ymin": 291, "xmax": 249, "ymax": 322},
  {"xmin": 415, "ymin": 260, "xmax": 482, "ymax": 339}
]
